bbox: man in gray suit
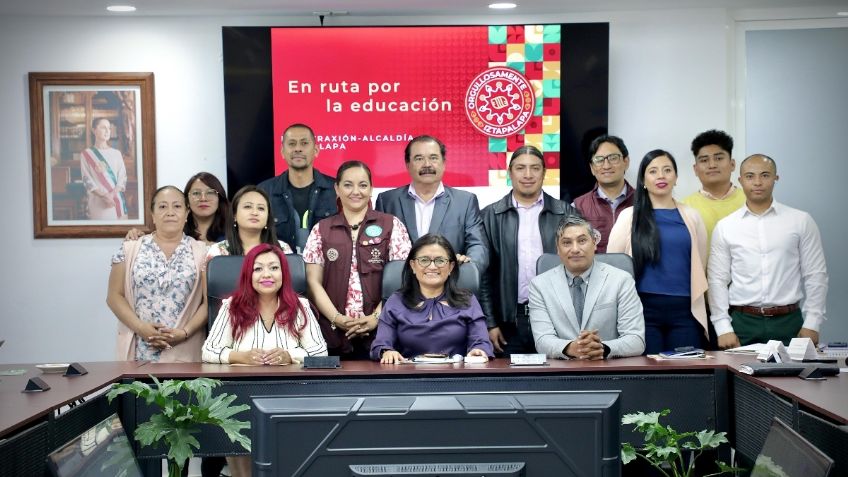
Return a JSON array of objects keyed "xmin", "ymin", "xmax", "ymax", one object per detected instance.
[
  {"xmin": 375, "ymin": 135, "xmax": 488, "ymax": 270},
  {"xmin": 529, "ymin": 215, "xmax": 645, "ymax": 359}
]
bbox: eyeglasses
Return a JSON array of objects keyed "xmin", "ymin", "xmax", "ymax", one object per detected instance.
[
  {"xmin": 413, "ymin": 256, "xmax": 451, "ymax": 268},
  {"xmin": 189, "ymin": 189, "xmax": 219, "ymax": 200},
  {"xmin": 591, "ymin": 153, "xmax": 623, "ymax": 166}
]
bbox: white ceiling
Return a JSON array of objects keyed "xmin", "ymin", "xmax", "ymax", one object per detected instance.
[{"xmin": 1, "ymin": 0, "xmax": 845, "ymax": 17}]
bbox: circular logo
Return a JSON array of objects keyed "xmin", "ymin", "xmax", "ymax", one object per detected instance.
[
  {"xmin": 326, "ymin": 248, "xmax": 339, "ymax": 262},
  {"xmin": 465, "ymin": 66, "xmax": 535, "ymax": 138},
  {"xmin": 365, "ymin": 224, "xmax": 383, "ymax": 237}
]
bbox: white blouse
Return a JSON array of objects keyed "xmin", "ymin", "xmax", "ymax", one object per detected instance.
[{"xmin": 202, "ymin": 296, "xmax": 327, "ymax": 364}]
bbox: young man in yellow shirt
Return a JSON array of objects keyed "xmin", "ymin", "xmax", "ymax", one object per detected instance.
[{"xmin": 681, "ymin": 130, "xmax": 746, "ymax": 247}]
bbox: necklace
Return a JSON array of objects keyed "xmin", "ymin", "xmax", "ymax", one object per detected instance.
[{"xmin": 351, "ymin": 221, "xmax": 362, "ymax": 230}]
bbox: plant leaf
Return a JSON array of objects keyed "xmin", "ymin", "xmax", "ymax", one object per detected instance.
[
  {"xmin": 621, "ymin": 443, "xmax": 637, "ymax": 464},
  {"xmin": 622, "ymin": 410, "xmax": 666, "ymax": 428},
  {"xmin": 648, "ymin": 444, "xmax": 680, "ymax": 461},
  {"xmin": 696, "ymin": 430, "xmax": 729, "ymax": 449},
  {"xmin": 164, "ymin": 427, "xmax": 200, "ymax": 470}
]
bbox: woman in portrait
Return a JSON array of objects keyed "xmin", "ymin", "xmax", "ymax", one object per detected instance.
[
  {"xmin": 371, "ymin": 234, "xmax": 493, "ymax": 363},
  {"xmin": 107, "ymin": 185, "xmax": 208, "ymax": 362},
  {"xmin": 303, "ymin": 160, "xmax": 412, "ymax": 359},
  {"xmin": 81, "ymin": 117, "xmax": 128, "ymax": 220},
  {"xmin": 607, "ymin": 150, "xmax": 708, "ymax": 354},
  {"xmin": 206, "ymin": 185, "xmax": 293, "ymax": 261},
  {"xmin": 202, "ymin": 243, "xmax": 326, "ymax": 477}
]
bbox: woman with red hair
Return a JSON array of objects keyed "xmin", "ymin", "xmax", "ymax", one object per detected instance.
[{"xmin": 202, "ymin": 243, "xmax": 326, "ymax": 365}]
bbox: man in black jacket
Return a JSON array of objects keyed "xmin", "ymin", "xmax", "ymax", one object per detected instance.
[
  {"xmin": 480, "ymin": 145, "xmax": 576, "ymax": 355},
  {"xmin": 258, "ymin": 123, "xmax": 337, "ymax": 252}
]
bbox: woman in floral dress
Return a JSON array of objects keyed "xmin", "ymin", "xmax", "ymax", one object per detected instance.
[{"xmin": 107, "ymin": 185, "xmax": 208, "ymax": 362}]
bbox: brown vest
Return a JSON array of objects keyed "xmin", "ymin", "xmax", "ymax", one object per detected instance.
[
  {"xmin": 317, "ymin": 209, "xmax": 394, "ymax": 356},
  {"xmin": 573, "ymin": 182, "xmax": 634, "ymax": 253}
]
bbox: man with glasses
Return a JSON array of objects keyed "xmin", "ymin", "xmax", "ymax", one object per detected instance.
[
  {"xmin": 258, "ymin": 123, "xmax": 337, "ymax": 253},
  {"xmin": 529, "ymin": 215, "xmax": 645, "ymax": 359},
  {"xmin": 573, "ymin": 135, "xmax": 634, "ymax": 253},
  {"xmin": 681, "ymin": 129, "xmax": 745, "ymax": 246},
  {"xmin": 376, "ymin": 135, "xmax": 488, "ymax": 270},
  {"xmin": 480, "ymin": 145, "xmax": 575, "ymax": 355}
]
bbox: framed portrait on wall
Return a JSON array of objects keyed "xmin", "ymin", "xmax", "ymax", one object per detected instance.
[{"xmin": 28, "ymin": 72, "xmax": 156, "ymax": 238}]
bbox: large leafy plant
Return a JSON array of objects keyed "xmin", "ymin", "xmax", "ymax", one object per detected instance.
[
  {"xmin": 107, "ymin": 376, "xmax": 251, "ymax": 476},
  {"xmin": 621, "ymin": 409, "xmax": 743, "ymax": 477}
]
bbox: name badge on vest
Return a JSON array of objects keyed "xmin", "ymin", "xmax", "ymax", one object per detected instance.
[
  {"xmin": 326, "ymin": 248, "xmax": 339, "ymax": 262},
  {"xmin": 365, "ymin": 224, "xmax": 383, "ymax": 237}
]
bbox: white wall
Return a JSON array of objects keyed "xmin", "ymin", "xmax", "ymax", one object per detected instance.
[
  {"xmin": 0, "ymin": 7, "xmax": 825, "ymax": 363},
  {"xmin": 741, "ymin": 23, "xmax": 848, "ymax": 343}
]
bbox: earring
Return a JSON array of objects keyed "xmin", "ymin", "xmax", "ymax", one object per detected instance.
[{"xmin": 233, "ymin": 223, "xmax": 237, "ymax": 228}]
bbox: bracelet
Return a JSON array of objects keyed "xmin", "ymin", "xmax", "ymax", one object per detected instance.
[
  {"xmin": 330, "ymin": 312, "xmax": 343, "ymax": 330},
  {"xmin": 182, "ymin": 328, "xmax": 189, "ymax": 341}
]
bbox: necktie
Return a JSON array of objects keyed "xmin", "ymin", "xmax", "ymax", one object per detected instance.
[{"xmin": 571, "ymin": 276, "xmax": 585, "ymax": 327}]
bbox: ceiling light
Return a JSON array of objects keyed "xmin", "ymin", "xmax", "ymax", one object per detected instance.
[
  {"xmin": 489, "ymin": 3, "xmax": 517, "ymax": 9},
  {"xmin": 838, "ymin": 11, "xmax": 848, "ymax": 16},
  {"xmin": 107, "ymin": 5, "xmax": 137, "ymax": 12}
]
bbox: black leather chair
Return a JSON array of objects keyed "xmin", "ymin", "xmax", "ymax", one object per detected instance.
[
  {"xmin": 535, "ymin": 252, "xmax": 634, "ymax": 278},
  {"xmin": 381, "ymin": 261, "xmax": 480, "ymax": 301},
  {"xmin": 206, "ymin": 254, "xmax": 307, "ymax": 331}
]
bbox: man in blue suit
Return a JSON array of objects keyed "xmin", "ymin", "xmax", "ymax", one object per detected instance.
[
  {"xmin": 375, "ymin": 135, "xmax": 488, "ymax": 271},
  {"xmin": 529, "ymin": 215, "xmax": 645, "ymax": 359}
]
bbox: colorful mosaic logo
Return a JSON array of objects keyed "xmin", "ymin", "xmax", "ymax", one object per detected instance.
[
  {"xmin": 484, "ymin": 25, "xmax": 561, "ymax": 187},
  {"xmin": 465, "ymin": 67, "xmax": 535, "ymax": 138}
]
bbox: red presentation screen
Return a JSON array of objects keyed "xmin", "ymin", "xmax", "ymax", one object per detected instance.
[{"xmin": 271, "ymin": 25, "xmax": 562, "ymax": 188}]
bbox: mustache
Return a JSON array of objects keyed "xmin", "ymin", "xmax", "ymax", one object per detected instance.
[{"xmin": 419, "ymin": 167, "xmax": 437, "ymax": 175}]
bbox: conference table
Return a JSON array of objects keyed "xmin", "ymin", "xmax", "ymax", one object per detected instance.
[{"xmin": 1, "ymin": 355, "xmax": 845, "ymax": 476}]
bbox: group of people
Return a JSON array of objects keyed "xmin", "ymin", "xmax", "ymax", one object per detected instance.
[
  {"xmin": 108, "ymin": 124, "xmax": 830, "ymax": 367},
  {"xmin": 105, "ymin": 123, "xmax": 828, "ymax": 476}
]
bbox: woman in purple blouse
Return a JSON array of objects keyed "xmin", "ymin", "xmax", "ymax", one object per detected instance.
[{"xmin": 371, "ymin": 234, "xmax": 493, "ymax": 363}]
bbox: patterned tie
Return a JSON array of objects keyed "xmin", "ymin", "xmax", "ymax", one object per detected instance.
[{"xmin": 571, "ymin": 276, "xmax": 585, "ymax": 328}]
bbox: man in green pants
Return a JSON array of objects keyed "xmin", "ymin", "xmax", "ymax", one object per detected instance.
[{"xmin": 707, "ymin": 154, "xmax": 828, "ymax": 348}]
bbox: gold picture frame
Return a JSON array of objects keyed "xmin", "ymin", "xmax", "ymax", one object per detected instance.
[{"xmin": 29, "ymin": 72, "xmax": 156, "ymax": 238}]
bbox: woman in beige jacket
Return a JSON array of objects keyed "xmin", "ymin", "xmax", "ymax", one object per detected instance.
[{"xmin": 608, "ymin": 150, "xmax": 707, "ymax": 354}]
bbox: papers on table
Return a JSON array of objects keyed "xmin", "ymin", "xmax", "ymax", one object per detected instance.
[
  {"xmin": 658, "ymin": 348, "xmax": 707, "ymax": 359},
  {"xmin": 724, "ymin": 343, "xmax": 767, "ymax": 355}
]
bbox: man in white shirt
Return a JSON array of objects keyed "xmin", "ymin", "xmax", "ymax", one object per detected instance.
[
  {"xmin": 375, "ymin": 135, "xmax": 488, "ymax": 270},
  {"xmin": 708, "ymin": 154, "xmax": 828, "ymax": 348}
]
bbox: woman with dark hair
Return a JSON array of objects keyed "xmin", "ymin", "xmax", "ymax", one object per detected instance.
[
  {"xmin": 125, "ymin": 171, "xmax": 229, "ymax": 246},
  {"xmin": 370, "ymin": 234, "xmax": 493, "ymax": 363},
  {"xmin": 184, "ymin": 172, "xmax": 230, "ymax": 243},
  {"xmin": 607, "ymin": 150, "xmax": 708, "ymax": 354},
  {"xmin": 107, "ymin": 186, "xmax": 208, "ymax": 362},
  {"xmin": 202, "ymin": 243, "xmax": 325, "ymax": 477},
  {"xmin": 303, "ymin": 160, "xmax": 412, "ymax": 359},
  {"xmin": 206, "ymin": 185, "xmax": 293, "ymax": 260}
]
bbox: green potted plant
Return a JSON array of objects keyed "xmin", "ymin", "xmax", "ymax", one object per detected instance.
[
  {"xmin": 107, "ymin": 376, "xmax": 251, "ymax": 477},
  {"xmin": 621, "ymin": 409, "xmax": 743, "ymax": 477}
]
